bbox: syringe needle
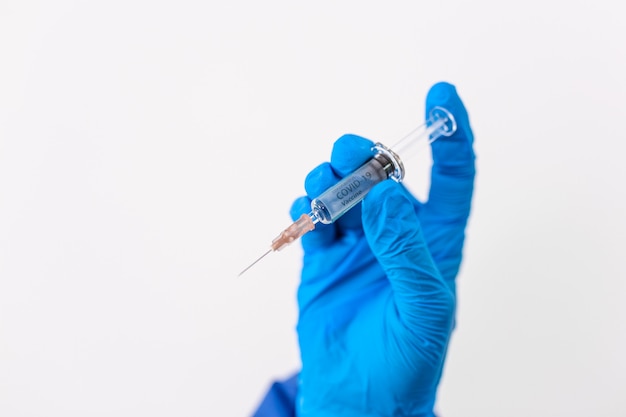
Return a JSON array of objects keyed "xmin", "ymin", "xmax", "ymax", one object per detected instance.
[
  {"xmin": 237, "ymin": 214, "xmax": 317, "ymax": 277},
  {"xmin": 238, "ymin": 249, "xmax": 272, "ymax": 277}
]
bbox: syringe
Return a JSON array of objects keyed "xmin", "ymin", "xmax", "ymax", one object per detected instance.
[{"xmin": 238, "ymin": 107, "xmax": 457, "ymax": 276}]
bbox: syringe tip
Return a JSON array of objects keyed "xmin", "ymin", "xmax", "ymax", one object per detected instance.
[
  {"xmin": 237, "ymin": 214, "xmax": 316, "ymax": 277},
  {"xmin": 237, "ymin": 249, "xmax": 272, "ymax": 277},
  {"xmin": 271, "ymin": 213, "xmax": 315, "ymax": 251}
]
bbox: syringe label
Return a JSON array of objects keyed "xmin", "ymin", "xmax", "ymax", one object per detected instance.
[{"xmin": 314, "ymin": 159, "xmax": 387, "ymax": 222}]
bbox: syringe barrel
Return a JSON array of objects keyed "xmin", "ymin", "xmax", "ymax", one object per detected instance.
[
  {"xmin": 309, "ymin": 106, "xmax": 457, "ymax": 225},
  {"xmin": 310, "ymin": 154, "xmax": 391, "ymax": 224}
]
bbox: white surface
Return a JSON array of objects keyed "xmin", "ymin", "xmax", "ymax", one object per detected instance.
[{"xmin": 1, "ymin": 1, "xmax": 625, "ymax": 416}]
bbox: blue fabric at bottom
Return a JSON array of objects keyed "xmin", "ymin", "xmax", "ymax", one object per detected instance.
[{"xmin": 252, "ymin": 373, "xmax": 298, "ymax": 417}]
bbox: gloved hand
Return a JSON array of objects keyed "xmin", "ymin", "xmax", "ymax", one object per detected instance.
[{"xmin": 289, "ymin": 82, "xmax": 475, "ymax": 417}]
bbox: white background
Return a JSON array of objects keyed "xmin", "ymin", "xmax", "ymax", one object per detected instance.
[{"xmin": 1, "ymin": 1, "xmax": 625, "ymax": 416}]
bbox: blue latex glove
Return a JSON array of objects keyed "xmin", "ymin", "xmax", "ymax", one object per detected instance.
[
  {"xmin": 252, "ymin": 81, "xmax": 474, "ymax": 417},
  {"xmin": 285, "ymin": 82, "xmax": 476, "ymax": 417}
]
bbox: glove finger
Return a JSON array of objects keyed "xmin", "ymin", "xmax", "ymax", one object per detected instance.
[
  {"xmin": 422, "ymin": 82, "xmax": 476, "ymax": 282},
  {"xmin": 290, "ymin": 196, "xmax": 335, "ymax": 252},
  {"xmin": 328, "ymin": 134, "xmax": 376, "ymax": 232},
  {"xmin": 329, "ymin": 134, "xmax": 376, "ymax": 177},
  {"xmin": 362, "ymin": 180, "xmax": 454, "ymax": 364},
  {"xmin": 425, "ymin": 81, "xmax": 475, "ymax": 219},
  {"xmin": 294, "ymin": 131, "xmax": 375, "ymax": 253},
  {"xmin": 290, "ymin": 163, "xmax": 340, "ymax": 252},
  {"xmin": 304, "ymin": 162, "xmax": 339, "ymax": 198}
]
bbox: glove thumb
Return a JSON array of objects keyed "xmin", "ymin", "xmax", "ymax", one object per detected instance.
[{"xmin": 362, "ymin": 181, "xmax": 454, "ymax": 360}]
